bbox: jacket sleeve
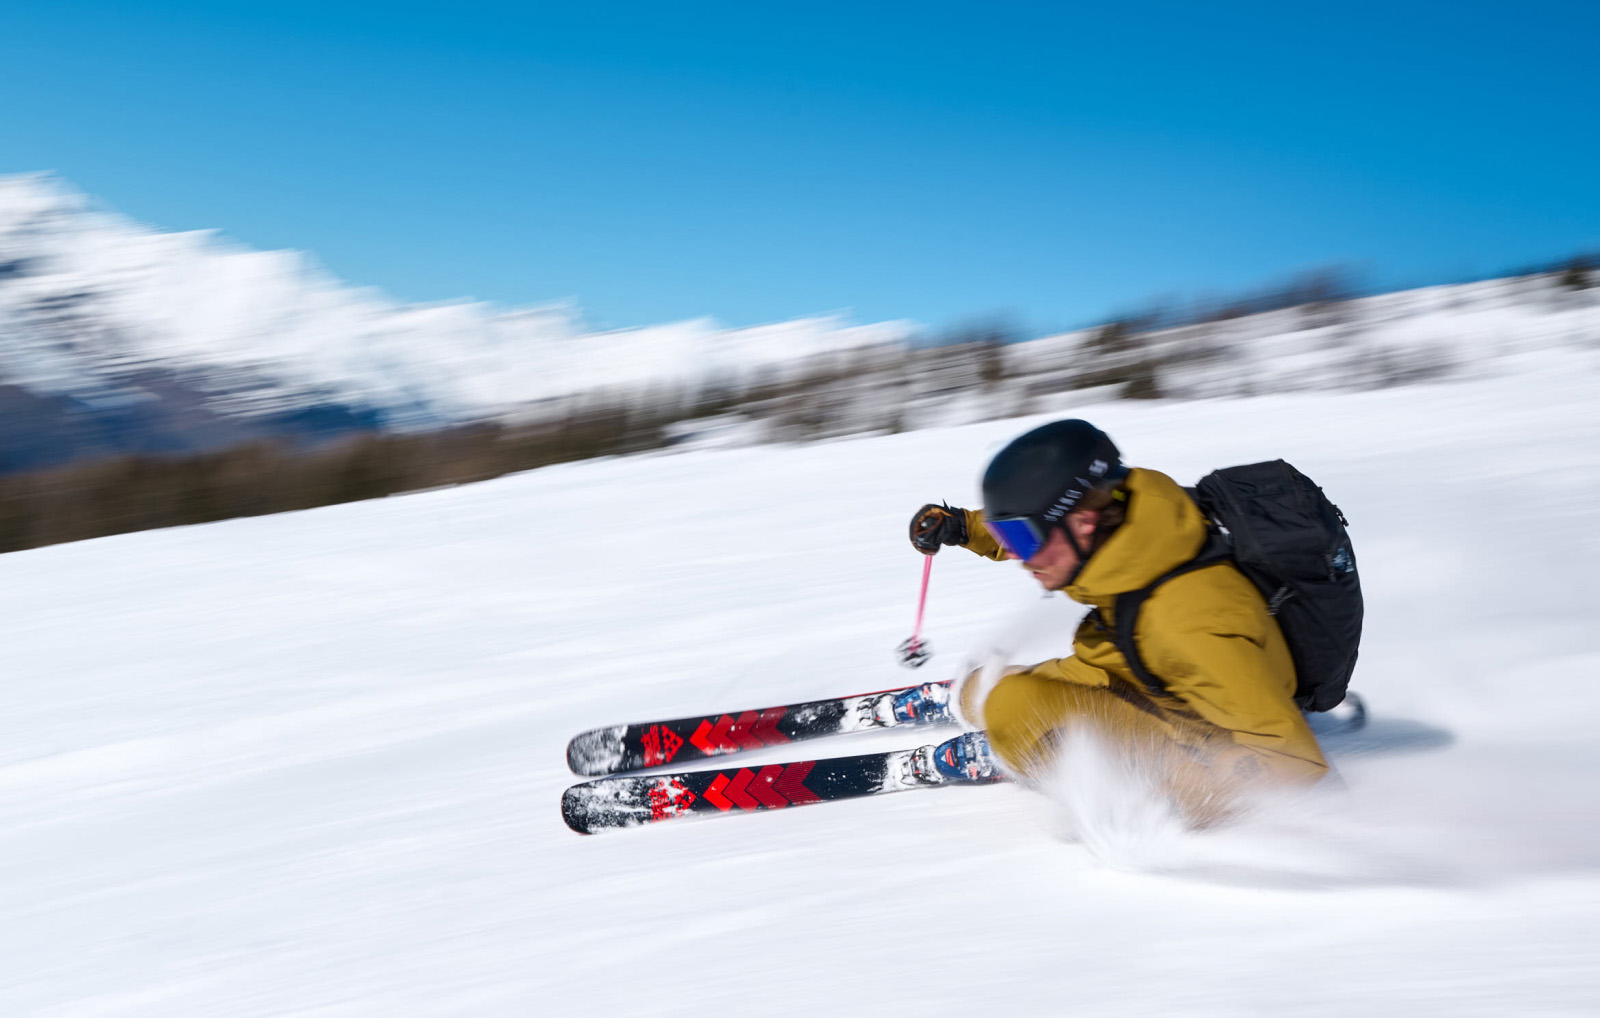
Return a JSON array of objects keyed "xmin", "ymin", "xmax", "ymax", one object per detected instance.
[
  {"xmin": 960, "ymin": 509, "xmax": 1010, "ymax": 561},
  {"xmin": 1141, "ymin": 568, "xmax": 1329, "ymax": 779}
]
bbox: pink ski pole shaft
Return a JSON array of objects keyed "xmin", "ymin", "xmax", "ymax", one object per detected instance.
[
  {"xmin": 910, "ymin": 554, "xmax": 933, "ymax": 650},
  {"xmin": 897, "ymin": 556, "xmax": 935, "ymax": 667}
]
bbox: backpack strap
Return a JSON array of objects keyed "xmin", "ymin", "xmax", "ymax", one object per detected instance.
[{"xmin": 1111, "ymin": 531, "xmax": 1231, "ymax": 698}]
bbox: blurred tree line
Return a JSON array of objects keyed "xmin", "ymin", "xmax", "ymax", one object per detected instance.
[
  {"xmin": 1, "ymin": 259, "xmax": 1593, "ymax": 554},
  {"xmin": 0, "ymin": 348, "xmax": 961, "ymax": 552}
]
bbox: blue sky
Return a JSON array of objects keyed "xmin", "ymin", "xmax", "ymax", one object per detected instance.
[{"xmin": 3, "ymin": 1, "xmax": 1596, "ymax": 333}]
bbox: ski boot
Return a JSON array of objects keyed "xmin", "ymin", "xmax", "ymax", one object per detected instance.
[
  {"xmin": 864, "ymin": 682, "xmax": 954, "ymax": 728},
  {"xmin": 905, "ymin": 731, "xmax": 1001, "ymax": 785}
]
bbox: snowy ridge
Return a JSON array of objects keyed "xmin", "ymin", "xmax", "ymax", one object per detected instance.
[
  {"xmin": 0, "ymin": 174, "xmax": 910, "ymax": 425},
  {"xmin": 1010, "ymin": 275, "xmax": 1600, "ymax": 400},
  {"xmin": 2, "ymin": 173, "xmax": 1596, "ymax": 473}
]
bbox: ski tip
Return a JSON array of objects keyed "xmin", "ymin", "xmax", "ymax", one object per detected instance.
[
  {"xmin": 561, "ymin": 786, "xmax": 597, "ymax": 835},
  {"xmin": 566, "ymin": 725, "xmax": 629, "ymax": 777},
  {"xmin": 562, "ymin": 775, "xmax": 696, "ymax": 834},
  {"xmin": 561, "ymin": 779, "xmax": 656, "ymax": 835}
]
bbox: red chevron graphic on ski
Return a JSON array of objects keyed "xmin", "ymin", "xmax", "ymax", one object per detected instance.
[
  {"xmin": 750, "ymin": 765, "xmax": 788, "ymax": 808},
  {"xmin": 710, "ymin": 715, "xmax": 738, "ymax": 753},
  {"xmin": 689, "ymin": 719, "xmax": 714, "ymax": 755},
  {"xmin": 700, "ymin": 762, "xmax": 822, "ymax": 812},
  {"xmin": 689, "ymin": 716, "xmax": 741, "ymax": 756},
  {"xmin": 773, "ymin": 760, "xmax": 821, "ymax": 804},
  {"xmin": 729, "ymin": 711, "xmax": 764, "ymax": 751},
  {"xmin": 688, "ymin": 709, "xmax": 792, "ymax": 758},
  {"xmin": 723, "ymin": 768, "xmax": 760, "ymax": 809},
  {"xmin": 703, "ymin": 772, "xmax": 733, "ymax": 811},
  {"xmin": 752, "ymin": 708, "xmax": 789, "ymax": 745},
  {"xmin": 689, "ymin": 719, "xmax": 714, "ymax": 754}
]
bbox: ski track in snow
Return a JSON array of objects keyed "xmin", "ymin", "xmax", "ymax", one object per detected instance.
[{"xmin": 2, "ymin": 363, "xmax": 1599, "ymax": 1016}]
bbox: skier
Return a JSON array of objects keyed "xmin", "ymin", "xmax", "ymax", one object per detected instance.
[{"xmin": 909, "ymin": 419, "xmax": 1330, "ymax": 824}]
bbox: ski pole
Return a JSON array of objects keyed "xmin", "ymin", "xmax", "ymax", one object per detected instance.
[{"xmin": 897, "ymin": 554, "xmax": 934, "ymax": 668}]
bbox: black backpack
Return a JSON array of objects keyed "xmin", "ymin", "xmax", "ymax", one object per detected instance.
[{"xmin": 1109, "ymin": 460, "xmax": 1362, "ymax": 712}]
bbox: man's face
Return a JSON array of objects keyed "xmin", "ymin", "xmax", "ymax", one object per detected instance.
[{"xmin": 1003, "ymin": 510, "xmax": 1099, "ymax": 589}]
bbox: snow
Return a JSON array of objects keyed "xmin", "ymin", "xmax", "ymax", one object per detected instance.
[
  {"xmin": 4, "ymin": 173, "xmax": 1598, "ymax": 435},
  {"xmin": 2, "ymin": 357, "xmax": 1599, "ymax": 1014},
  {"xmin": 0, "ymin": 174, "xmax": 911, "ymax": 423}
]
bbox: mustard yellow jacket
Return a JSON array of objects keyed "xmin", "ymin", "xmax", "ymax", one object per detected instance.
[{"xmin": 963, "ymin": 467, "xmax": 1328, "ymax": 784}]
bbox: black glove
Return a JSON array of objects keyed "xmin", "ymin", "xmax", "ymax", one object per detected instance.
[{"xmin": 909, "ymin": 503, "xmax": 968, "ymax": 555}]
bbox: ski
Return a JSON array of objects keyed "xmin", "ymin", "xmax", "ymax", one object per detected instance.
[
  {"xmin": 561, "ymin": 696, "xmax": 1371, "ymax": 834},
  {"xmin": 562, "ymin": 731, "xmax": 1001, "ymax": 834},
  {"xmin": 565, "ymin": 680, "xmax": 957, "ymax": 777}
]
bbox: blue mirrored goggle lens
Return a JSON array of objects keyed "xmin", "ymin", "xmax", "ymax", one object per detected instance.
[{"xmin": 985, "ymin": 517, "xmax": 1045, "ymax": 561}]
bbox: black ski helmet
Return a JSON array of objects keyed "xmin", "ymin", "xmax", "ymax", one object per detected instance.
[{"xmin": 981, "ymin": 419, "xmax": 1127, "ymax": 526}]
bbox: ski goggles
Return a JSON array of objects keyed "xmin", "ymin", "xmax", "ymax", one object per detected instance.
[{"xmin": 983, "ymin": 516, "xmax": 1048, "ymax": 562}]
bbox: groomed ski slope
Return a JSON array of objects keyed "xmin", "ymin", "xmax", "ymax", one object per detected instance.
[{"xmin": 4, "ymin": 359, "xmax": 1599, "ymax": 1016}]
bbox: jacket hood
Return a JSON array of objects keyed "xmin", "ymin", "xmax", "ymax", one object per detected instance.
[{"xmin": 1065, "ymin": 468, "xmax": 1208, "ymax": 606}]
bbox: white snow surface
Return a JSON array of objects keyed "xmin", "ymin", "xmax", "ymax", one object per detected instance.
[{"xmin": 3, "ymin": 364, "xmax": 1600, "ymax": 1015}]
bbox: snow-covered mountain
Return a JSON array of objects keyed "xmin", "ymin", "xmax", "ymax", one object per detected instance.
[
  {"xmin": 0, "ymin": 174, "xmax": 908, "ymax": 469},
  {"xmin": 2, "ymin": 173, "xmax": 1596, "ymax": 473},
  {"xmin": 1011, "ymin": 270, "xmax": 1600, "ymax": 401}
]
